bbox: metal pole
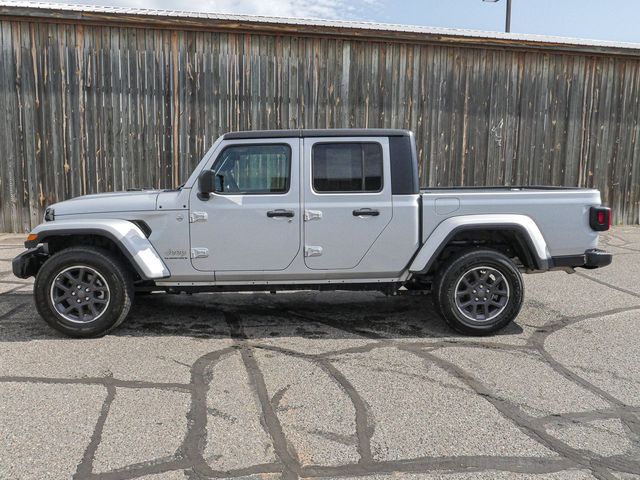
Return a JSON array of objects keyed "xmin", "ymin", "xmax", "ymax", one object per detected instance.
[{"xmin": 505, "ymin": 0, "xmax": 512, "ymax": 33}]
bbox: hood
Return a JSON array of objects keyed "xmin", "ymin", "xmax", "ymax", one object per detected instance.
[{"xmin": 49, "ymin": 190, "xmax": 161, "ymax": 217}]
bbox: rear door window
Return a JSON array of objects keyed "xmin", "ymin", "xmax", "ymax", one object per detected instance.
[{"xmin": 312, "ymin": 143, "xmax": 383, "ymax": 193}]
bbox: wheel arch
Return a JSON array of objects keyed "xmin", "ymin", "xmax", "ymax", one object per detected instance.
[
  {"xmin": 26, "ymin": 219, "xmax": 170, "ymax": 280},
  {"xmin": 409, "ymin": 214, "xmax": 550, "ymax": 275}
]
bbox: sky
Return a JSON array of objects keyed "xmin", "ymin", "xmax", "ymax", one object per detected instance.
[{"xmin": 37, "ymin": 0, "xmax": 640, "ymax": 44}]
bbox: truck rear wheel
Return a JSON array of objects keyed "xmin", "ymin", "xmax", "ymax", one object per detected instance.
[
  {"xmin": 34, "ymin": 246, "xmax": 134, "ymax": 338},
  {"xmin": 433, "ymin": 249, "xmax": 524, "ymax": 336}
]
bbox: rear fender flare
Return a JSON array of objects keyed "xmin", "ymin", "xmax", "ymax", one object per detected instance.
[{"xmin": 409, "ymin": 214, "xmax": 550, "ymax": 274}]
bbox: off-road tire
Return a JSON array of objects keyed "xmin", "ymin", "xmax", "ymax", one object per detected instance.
[
  {"xmin": 34, "ymin": 246, "xmax": 134, "ymax": 338},
  {"xmin": 433, "ymin": 249, "xmax": 524, "ymax": 336}
]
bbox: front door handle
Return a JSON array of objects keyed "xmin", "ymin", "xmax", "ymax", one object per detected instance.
[
  {"xmin": 267, "ymin": 209, "xmax": 295, "ymax": 218},
  {"xmin": 353, "ymin": 209, "xmax": 380, "ymax": 217}
]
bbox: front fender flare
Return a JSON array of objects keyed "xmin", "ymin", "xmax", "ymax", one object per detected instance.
[
  {"xmin": 26, "ymin": 219, "xmax": 170, "ymax": 280},
  {"xmin": 409, "ymin": 214, "xmax": 550, "ymax": 274}
]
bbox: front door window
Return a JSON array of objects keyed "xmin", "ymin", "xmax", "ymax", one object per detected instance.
[{"xmin": 212, "ymin": 144, "xmax": 291, "ymax": 194}]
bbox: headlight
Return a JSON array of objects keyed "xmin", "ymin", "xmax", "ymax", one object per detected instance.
[{"xmin": 44, "ymin": 208, "xmax": 55, "ymax": 222}]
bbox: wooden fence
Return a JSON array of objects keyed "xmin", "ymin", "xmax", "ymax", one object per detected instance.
[{"xmin": 1, "ymin": 7, "xmax": 639, "ymax": 232}]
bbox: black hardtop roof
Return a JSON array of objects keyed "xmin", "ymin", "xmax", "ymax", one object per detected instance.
[{"xmin": 222, "ymin": 128, "xmax": 413, "ymax": 140}]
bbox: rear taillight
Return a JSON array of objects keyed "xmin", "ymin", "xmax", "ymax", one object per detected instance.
[{"xmin": 590, "ymin": 206, "xmax": 611, "ymax": 231}]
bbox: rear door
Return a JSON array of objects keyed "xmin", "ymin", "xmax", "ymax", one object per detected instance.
[{"xmin": 302, "ymin": 137, "xmax": 393, "ymax": 270}]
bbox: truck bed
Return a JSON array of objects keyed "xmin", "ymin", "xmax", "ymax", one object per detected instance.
[{"xmin": 419, "ymin": 187, "xmax": 602, "ymax": 257}]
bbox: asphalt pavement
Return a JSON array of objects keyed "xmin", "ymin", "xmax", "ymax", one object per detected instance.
[{"xmin": 0, "ymin": 227, "xmax": 639, "ymax": 480}]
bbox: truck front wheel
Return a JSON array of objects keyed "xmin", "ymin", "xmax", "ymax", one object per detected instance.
[
  {"xmin": 34, "ymin": 246, "xmax": 134, "ymax": 338},
  {"xmin": 433, "ymin": 249, "xmax": 524, "ymax": 336}
]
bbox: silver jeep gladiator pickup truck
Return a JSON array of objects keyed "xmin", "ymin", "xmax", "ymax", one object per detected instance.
[{"xmin": 13, "ymin": 129, "xmax": 612, "ymax": 338}]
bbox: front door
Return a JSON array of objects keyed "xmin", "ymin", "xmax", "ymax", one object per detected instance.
[
  {"xmin": 189, "ymin": 139, "xmax": 301, "ymax": 272},
  {"xmin": 303, "ymin": 137, "xmax": 393, "ymax": 270}
]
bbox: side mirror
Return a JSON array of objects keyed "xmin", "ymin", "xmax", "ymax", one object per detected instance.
[{"xmin": 198, "ymin": 170, "xmax": 216, "ymax": 199}]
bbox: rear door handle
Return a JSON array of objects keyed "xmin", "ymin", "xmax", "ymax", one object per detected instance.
[
  {"xmin": 267, "ymin": 209, "xmax": 295, "ymax": 218},
  {"xmin": 353, "ymin": 209, "xmax": 380, "ymax": 217}
]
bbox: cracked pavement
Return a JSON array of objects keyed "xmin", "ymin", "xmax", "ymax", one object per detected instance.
[{"xmin": 0, "ymin": 228, "xmax": 639, "ymax": 480}]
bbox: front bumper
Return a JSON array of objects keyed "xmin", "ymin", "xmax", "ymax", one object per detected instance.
[
  {"xmin": 550, "ymin": 248, "xmax": 613, "ymax": 271},
  {"xmin": 12, "ymin": 246, "xmax": 48, "ymax": 279}
]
